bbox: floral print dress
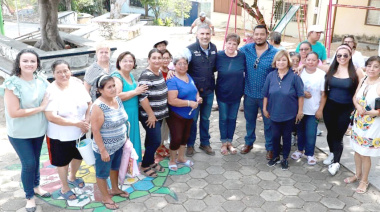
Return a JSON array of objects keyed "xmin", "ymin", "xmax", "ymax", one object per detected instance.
[{"xmin": 351, "ymin": 82, "xmax": 380, "ymax": 157}]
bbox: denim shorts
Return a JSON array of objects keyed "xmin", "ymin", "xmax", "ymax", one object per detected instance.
[{"xmin": 94, "ymin": 147, "xmax": 123, "ymax": 179}]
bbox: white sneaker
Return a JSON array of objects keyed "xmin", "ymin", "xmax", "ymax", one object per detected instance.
[
  {"xmin": 323, "ymin": 152, "xmax": 334, "ymax": 165},
  {"xmin": 328, "ymin": 162, "xmax": 340, "ymax": 176}
]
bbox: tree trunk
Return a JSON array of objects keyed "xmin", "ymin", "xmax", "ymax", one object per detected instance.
[
  {"xmin": 65, "ymin": 0, "xmax": 71, "ymax": 11},
  {"xmin": 238, "ymin": 0, "xmax": 267, "ymax": 27},
  {"xmin": 35, "ymin": 0, "xmax": 65, "ymax": 51},
  {"xmin": 110, "ymin": 0, "xmax": 126, "ymax": 19}
]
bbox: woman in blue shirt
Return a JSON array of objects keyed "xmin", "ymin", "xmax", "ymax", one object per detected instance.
[
  {"xmin": 166, "ymin": 55, "xmax": 202, "ymax": 171},
  {"xmin": 263, "ymin": 50, "xmax": 304, "ymax": 170},
  {"xmin": 216, "ymin": 33, "xmax": 245, "ymax": 155},
  {"xmin": 1, "ymin": 49, "xmax": 50, "ymax": 212}
]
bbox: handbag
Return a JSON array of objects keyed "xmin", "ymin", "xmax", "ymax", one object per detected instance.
[{"xmin": 375, "ymin": 97, "xmax": 380, "ymax": 110}]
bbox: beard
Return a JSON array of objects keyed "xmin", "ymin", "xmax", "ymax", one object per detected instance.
[{"xmin": 255, "ymin": 40, "xmax": 266, "ymax": 46}]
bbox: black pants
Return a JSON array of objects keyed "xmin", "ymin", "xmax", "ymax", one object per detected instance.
[
  {"xmin": 323, "ymin": 98, "xmax": 354, "ymax": 163},
  {"xmin": 272, "ymin": 119, "xmax": 295, "ymax": 160}
]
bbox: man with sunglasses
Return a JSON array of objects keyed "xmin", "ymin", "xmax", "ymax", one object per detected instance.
[
  {"xmin": 295, "ymin": 25, "xmax": 327, "ymax": 64},
  {"xmin": 239, "ymin": 25, "xmax": 278, "ymax": 159}
]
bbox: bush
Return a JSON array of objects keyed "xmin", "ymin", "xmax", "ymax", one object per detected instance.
[{"xmin": 153, "ymin": 18, "xmax": 164, "ymax": 26}]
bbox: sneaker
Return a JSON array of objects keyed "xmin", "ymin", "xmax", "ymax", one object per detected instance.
[
  {"xmin": 317, "ymin": 128, "xmax": 322, "ymax": 136},
  {"xmin": 328, "ymin": 162, "xmax": 340, "ymax": 175},
  {"xmin": 267, "ymin": 157, "xmax": 280, "ymax": 167},
  {"xmin": 291, "ymin": 135, "xmax": 297, "ymax": 146},
  {"xmin": 323, "ymin": 152, "xmax": 334, "ymax": 165},
  {"xmin": 281, "ymin": 159, "xmax": 289, "ymax": 170}
]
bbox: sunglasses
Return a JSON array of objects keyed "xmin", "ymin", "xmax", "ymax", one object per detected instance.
[
  {"xmin": 254, "ymin": 58, "xmax": 260, "ymax": 69},
  {"xmin": 336, "ymin": 54, "xmax": 349, "ymax": 59}
]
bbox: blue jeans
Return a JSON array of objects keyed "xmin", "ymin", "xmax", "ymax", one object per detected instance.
[
  {"xmin": 217, "ymin": 99, "xmax": 240, "ymax": 143},
  {"xmin": 140, "ymin": 116, "xmax": 163, "ymax": 168},
  {"xmin": 8, "ymin": 135, "xmax": 45, "ymax": 199},
  {"xmin": 296, "ymin": 115, "xmax": 318, "ymax": 156},
  {"xmin": 187, "ymin": 92, "xmax": 214, "ymax": 147},
  {"xmin": 243, "ymin": 95, "xmax": 273, "ymax": 150},
  {"xmin": 94, "ymin": 147, "xmax": 123, "ymax": 179},
  {"xmin": 272, "ymin": 119, "xmax": 295, "ymax": 159}
]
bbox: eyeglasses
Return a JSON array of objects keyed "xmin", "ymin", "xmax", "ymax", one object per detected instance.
[
  {"xmin": 336, "ymin": 54, "xmax": 349, "ymax": 59},
  {"xmin": 163, "ymin": 57, "xmax": 172, "ymax": 61},
  {"xmin": 120, "ymin": 60, "xmax": 134, "ymax": 63},
  {"xmin": 176, "ymin": 63, "xmax": 188, "ymax": 67},
  {"xmin": 55, "ymin": 70, "xmax": 71, "ymax": 75},
  {"xmin": 254, "ymin": 58, "xmax": 260, "ymax": 69},
  {"xmin": 299, "ymin": 48, "xmax": 310, "ymax": 52}
]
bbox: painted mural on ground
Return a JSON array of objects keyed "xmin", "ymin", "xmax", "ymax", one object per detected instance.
[{"xmin": 6, "ymin": 143, "xmax": 190, "ymax": 211}]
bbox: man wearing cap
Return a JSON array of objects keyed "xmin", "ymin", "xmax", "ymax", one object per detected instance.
[
  {"xmin": 189, "ymin": 12, "xmax": 215, "ymax": 36},
  {"xmin": 153, "ymin": 40, "xmax": 168, "ymax": 51},
  {"xmin": 295, "ymin": 25, "xmax": 327, "ymax": 64}
]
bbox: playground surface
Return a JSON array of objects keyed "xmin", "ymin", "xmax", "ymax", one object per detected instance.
[{"xmin": 1, "ymin": 23, "xmax": 380, "ymax": 211}]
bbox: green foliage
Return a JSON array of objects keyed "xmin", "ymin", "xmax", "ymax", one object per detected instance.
[
  {"xmin": 71, "ymin": 0, "xmax": 106, "ymax": 16},
  {"xmin": 140, "ymin": 0, "xmax": 191, "ymax": 26},
  {"xmin": 163, "ymin": 17, "xmax": 173, "ymax": 26},
  {"xmin": 153, "ymin": 18, "xmax": 164, "ymax": 26}
]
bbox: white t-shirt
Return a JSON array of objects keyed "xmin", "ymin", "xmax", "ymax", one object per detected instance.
[
  {"xmin": 300, "ymin": 68, "xmax": 326, "ymax": 115},
  {"xmin": 352, "ymin": 51, "xmax": 365, "ymax": 69},
  {"xmin": 45, "ymin": 78, "xmax": 91, "ymax": 141}
]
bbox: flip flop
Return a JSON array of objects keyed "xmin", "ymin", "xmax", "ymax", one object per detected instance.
[
  {"xmin": 58, "ymin": 190, "xmax": 77, "ymax": 200},
  {"xmin": 102, "ymin": 201, "xmax": 119, "ymax": 210},
  {"xmin": 150, "ymin": 163, "xmax": 165, "ymax": 173},
  {"xmin": 176, "ymin": 160, "xmax": 194, "ymax": 167},
  {"xmin": 110, "ymin": 191, "xmax": 129, "ymax": 198},
  {"xmin": 68, "ymin": 178, "xmax": 85, "ymax": 188},
  {"xmin": 141, "ymin": 167, "xmax": 158, "ymax": 177},
  {"xmin": 168, "ymin": 164, "xmax": 178, "ymax": 171}
]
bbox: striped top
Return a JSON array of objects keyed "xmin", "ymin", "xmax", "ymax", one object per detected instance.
[
  {"xmin": 138, "ymin": 69, "xmax": 169, "ymax": 120},
  {"xmin": 91, "ymin": 96, "xmax": 128, "ymax": 155}
]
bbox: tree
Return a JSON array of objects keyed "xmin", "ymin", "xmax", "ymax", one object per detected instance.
[
  {"xmin": 110, "ymin": 0, "xmax": 127, "ymax": 19},
  {"xmin": 237, "ymin": 0, "xmax": 266, "ymax": 26},
  {"xmin": 65, "ymin": 0, "xmax": 71, "ymax": 11},
  {"xmin": 34, "ymin": 0, "xmax": 65, "ymax": 51}
]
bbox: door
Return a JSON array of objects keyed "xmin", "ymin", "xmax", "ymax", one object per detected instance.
[{"xmin": 184, "ymin": 1, "xmax": 199, "ymax": 26}]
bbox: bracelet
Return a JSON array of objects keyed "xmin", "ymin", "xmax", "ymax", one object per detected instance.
[{"xmin": 187, "ymin": 100, "xmax": 190, "ymax": 107}]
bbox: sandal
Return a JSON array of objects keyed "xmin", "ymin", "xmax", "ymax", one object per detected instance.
[
  {"xmin": 168, "ymin": 164, "xmax": 178, "ymax": 171},
  {"xmin": 227, "ymin": 143, "xmax": 237, "ymax": 154},
  {"xmin": 344, "ymin": 174, "xmax": 360, "ymax": 184},
  {"xmin": 356, "ymin": 181, "xmax": 369, "ymax": 194},
  {"xmin": 102, "ymin": 201, "xmax": 119, "ymax": 210},
  {"xmin": 176, "ymin": 159, "xmax": 194, "ymax": 167},
  {"xmin": 150, "ymin": 163, "xmax": 165, "ymax": 173},
  {"xmin": 141, "ymin": 167, "xmax": 157, "ymax": 177},
  {"xmin": 68, "ymin": 178, "xmax": 85, "ymax": 188},
  {"xmin": 291, "ymin": 150, "xmax": 304, "ymax": 160},
  {"xmin": 221, "ymin": 143, "xmax": 228, "ymax": 155},
  {"xmin": 110, "ymin": 190, "xmax": 129, "ymax": 198},
  {"xmin": 307, "ymin": 155, "xmax": 317, "ymax": 165},
  {"xmin": 58, "ymin": 190, "xmax": 77, "ymax": 200}
]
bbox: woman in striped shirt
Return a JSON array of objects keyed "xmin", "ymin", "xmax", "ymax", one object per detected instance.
[{"xmin": 138, "ymin": 49, "xmax": 169, "ymax": 177}]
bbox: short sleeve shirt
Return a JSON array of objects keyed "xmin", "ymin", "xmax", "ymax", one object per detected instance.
[
  {"xmin": 296, "ymin": 41, "xmax": 327, "ymax": 61},
  {"xmin": 300, "ymin": 68, "xmax": 325, "ymax": 115},
  {"xmin": 45, "ymin": 78, "xmax": 91, "ymax": 141},
  {"xmin": 84, "ymin": 62, "xmax": 116, "ymax": 101}
]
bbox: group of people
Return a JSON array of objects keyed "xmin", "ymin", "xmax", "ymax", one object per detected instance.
[{"xmin": 1, "ymin": 21, "xmax": 380, "ymax": 211}]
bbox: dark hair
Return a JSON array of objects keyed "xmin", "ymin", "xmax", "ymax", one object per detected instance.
[
  {"xmin": 253, "ymin": 25, "xmax": 268, "ymax": 34},
  {"xmin": 51, "ymin": 60, "xmax": 71, "ymax": 73},
  {"xmin": 116, "ymin": 51, "xmax": 137, "ymax": 70},
  {"xmin": 160, "ymin": 49, "xmax": 172, "ymax": 58},
  {"xmin": 365, "ymin": 56, "xmax": 380, "ymax": 67},
  {"xmin": 289, "ymin": 51, "xmax": 301, "ymax": 60},
  {"xmin": 225, "ymin": 33, "xmax": 241, "ymax": 45},
  {"xmin": 325, "ymin": 44, "xmax": 358, "ymax": 95},
  {"xmin": 306, "ymin": 52, "xmax": 319, "ymax": 60},
  {"xmin": 12, "ymin": 49, "xmax": 41, "ymax": 77},
  {"xmin": 269, "ymin": 31, "xmax": 281, "ymax": 45},
  {"xmin": 342, "ymin": 35, "xmax": 357, "ymax": 50},
  {"xmin": 299, "ymin": 41, "xmax": 312, "ymax": 50},
  {"xmin": 95, "ymin": 75, "xmax": 114, "ymax": 98},
  {"xmin": 148, "ymin": 48, "xmax": 163, "ymax": 59}
]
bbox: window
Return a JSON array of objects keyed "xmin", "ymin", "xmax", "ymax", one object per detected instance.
[
  {"xmin": 366, "ymin": 0, "xmax": 380, "ymax": 26},
  {"xmin": 274, "ymin": 2, "xmax": 307, "ymax": 23},
  {"xmin": 214, "ymin": 0, "xmax": 242, "ymax": 15},
  {"xmin": 130, "ymin": 0, "xmax": 143, "ymax": 8}
]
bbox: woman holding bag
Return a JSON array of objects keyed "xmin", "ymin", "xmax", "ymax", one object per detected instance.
[
  {"xmin": 91, "ymin": 75, "xmax": 129, "ymax": 210},
  {"xmin": 45, "ymin": 60, "xmax": 91, "ymax": 200}
]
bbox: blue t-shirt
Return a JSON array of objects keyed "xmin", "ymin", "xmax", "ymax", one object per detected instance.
[
  {"xmin": 262, "ymin": 69, "xmax": 304, "ymax": 122},
  {"xmin": 240, "ymin": 42, "xmax": 278, "ymax": 98},
  {"xmin": 215, "ymin": 51, "xmax": 246, "ymax": 103},
  {"xmin": 166, "ymin": 74, "xmax": 198, "ymax": 119}
]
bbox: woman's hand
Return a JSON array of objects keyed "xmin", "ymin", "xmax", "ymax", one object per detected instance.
[
  {"xmin": 100, "ymin": 149, "xmax": 110, "ymax": 162},
  {"xmin": 197, "ymin": 97, "xmax": 203, "ymax": 104},
  {"xmin": 304, "ymin": 91, "xmax": 312, "ymax": 99},
  {"xmin": 315, "ymin": 109, "xmax": 323, "ymax": 120},
  {"xmin": 263, "ymin": 109, "xmax": 270, "ymax": 119},
  {"xmin": 296, "ymin": 112, "xmax": 304, "ymax": 124},
  {"xmin": 357, "ymin": 106, "xmax": 366, "ymax": 116},
  {"xmin": 146, "ymin": 114, "xmax": 158, "ymax": 128},
  {"xmin": 166, "ymin": 70, "xmax": 175, "ymax": 79},
  {"xmin": 135, "ymin": 84, "xmax": 149, "ymax": 95},
  {"xmin": 364, "ymin": 109, "xmax": 379, "ymax": 117},
  {"xmin": 190, "ymin": 101, "xmax": 198, "ymax": 109},
  {"xmin": 39, "ymin": 93, "xmax": 51, "ymax": 110},
  {"xmin": 293, "ymin": 65, "xmax": 305, "ymax": 75},
  {"xmin": 76, "ymin": 120, "xmax": 90, "ymax": 133}
]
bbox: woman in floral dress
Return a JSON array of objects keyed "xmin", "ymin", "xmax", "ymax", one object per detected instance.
[{"xmin": 346, "ymin": 56, "xmax": 380, "ymax": 194}]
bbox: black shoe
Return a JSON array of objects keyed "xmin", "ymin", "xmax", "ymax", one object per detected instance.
[
  {"xmin": 281, "ymin": 159, "xmax": 289, "ymax": 170},
  {"xmin": 267, "ymin": 157, "xmax": 280, "ymax": 167}
]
